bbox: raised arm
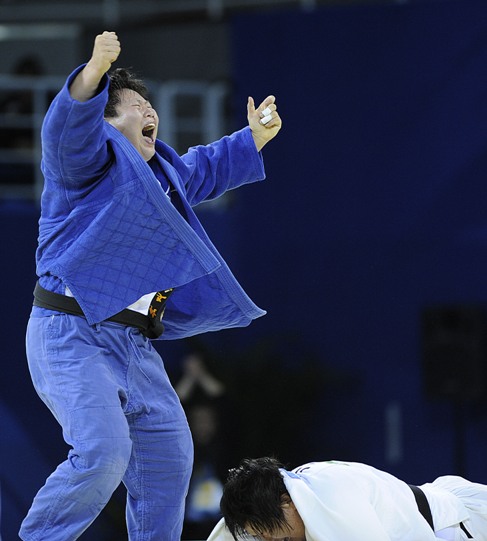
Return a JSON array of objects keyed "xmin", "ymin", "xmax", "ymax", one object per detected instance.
[
  {"xmin": 177, "ymin": 95, "xmax": 282, "ymax": 206},
  {"xmin": 69, "ymin": 31, "xmax": 121, "ymax": 102},
  {"xmin": 40, "ymin": 31, "xmax": 122, "ymax": 192}
]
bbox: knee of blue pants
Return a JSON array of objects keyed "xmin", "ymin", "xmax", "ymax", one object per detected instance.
[
  {"xmin": 68, "ymin": 434, "xmax": 133, "ymax": 504},
  {"xmin": 74, "ymin": 435, "xmax": 132, "ymax": 472}
]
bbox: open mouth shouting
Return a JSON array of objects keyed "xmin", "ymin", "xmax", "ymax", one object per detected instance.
[{"xmin": 142, "ymin": 122, "xmax": 156, "ymax": 144}]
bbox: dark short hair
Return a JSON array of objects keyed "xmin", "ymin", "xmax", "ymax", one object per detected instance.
[
  {"xmin": 104, "ymin": 67, "xmax": 149, "ymax": 118},
  {"xmin": 220, "ymin": 457, "xmax": 290, "ymax": 540}
]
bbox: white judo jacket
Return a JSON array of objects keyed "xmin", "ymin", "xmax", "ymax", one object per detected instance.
[{"xmin": 207, "ymin": 461, "xmax": 485, "ymax": 541}]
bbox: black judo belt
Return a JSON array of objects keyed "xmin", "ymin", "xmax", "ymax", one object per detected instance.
[
  {"xmin": 33, "ymin": 282, "xmax": 173, "ymax": 339},
  {"xmin": 408, "ymin": 484, "xmax": 473, "ymax": 538}
]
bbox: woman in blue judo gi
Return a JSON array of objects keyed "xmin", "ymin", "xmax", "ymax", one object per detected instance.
[{"xmin": 20, "ymin": 31, "xmax": 281, "ymax": 541}]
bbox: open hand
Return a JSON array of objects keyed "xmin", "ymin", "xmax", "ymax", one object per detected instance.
[{"xmin": 247, "ymin": 95, "xmax": 282, "ymax": 152}]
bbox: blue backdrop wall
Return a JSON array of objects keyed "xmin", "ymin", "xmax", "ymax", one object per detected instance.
[
  {"xmin": 3, "ymin": 0, "xmax": 487, "ymax": 538},
  {"xmin": 227, "ymin": 0, "xmax": 487, "ymax": 482}
]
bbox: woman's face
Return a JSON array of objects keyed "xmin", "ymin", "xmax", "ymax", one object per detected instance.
[{"xmin": 106, "ymin": 88, "xmax": 159, "ymax": 162}]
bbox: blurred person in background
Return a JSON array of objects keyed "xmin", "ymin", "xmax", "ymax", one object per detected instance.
[
  {"xmin": 0, "ymin": 55, "xmax": 45, "ymax": 150},
  {"xmin": 176, "ymin": 352, "xmax": 229, "ymax": 539}
]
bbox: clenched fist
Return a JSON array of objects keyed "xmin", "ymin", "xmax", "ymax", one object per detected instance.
[
  {"xmin": 90, "ymin": 31, "xmax": 121, "ymax": 76},
  {"xmin": 69, "ymin": 31, "xmax": 121, "ymax": 103}
]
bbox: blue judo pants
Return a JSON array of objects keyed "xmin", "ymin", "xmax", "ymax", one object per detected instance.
[{"xmin": 20, "ymin": 310, "xmax": 193, "ymax": 541}]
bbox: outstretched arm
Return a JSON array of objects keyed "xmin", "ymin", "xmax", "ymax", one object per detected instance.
[
  {"xmin": 247, "ymin": 95, "xmax": 282, "ymax": 152},
  {"xmin": 69, "ymin": 31, "xmax": 121, "ymax": 102}
]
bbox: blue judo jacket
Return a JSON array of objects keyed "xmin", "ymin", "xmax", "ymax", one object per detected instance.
[{"xmin": 36, "ymin": 65, "xmax": 267, "ymax": 339}]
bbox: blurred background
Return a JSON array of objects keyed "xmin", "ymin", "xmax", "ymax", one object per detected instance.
[{"xmin": 2, "ymin": 0, "xmax": 487, "ymax": 538}]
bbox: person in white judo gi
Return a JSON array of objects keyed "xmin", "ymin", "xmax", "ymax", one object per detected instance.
[{"xmin": 207, "ymin": 457, "xmax": 487, "ymax": 541}]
